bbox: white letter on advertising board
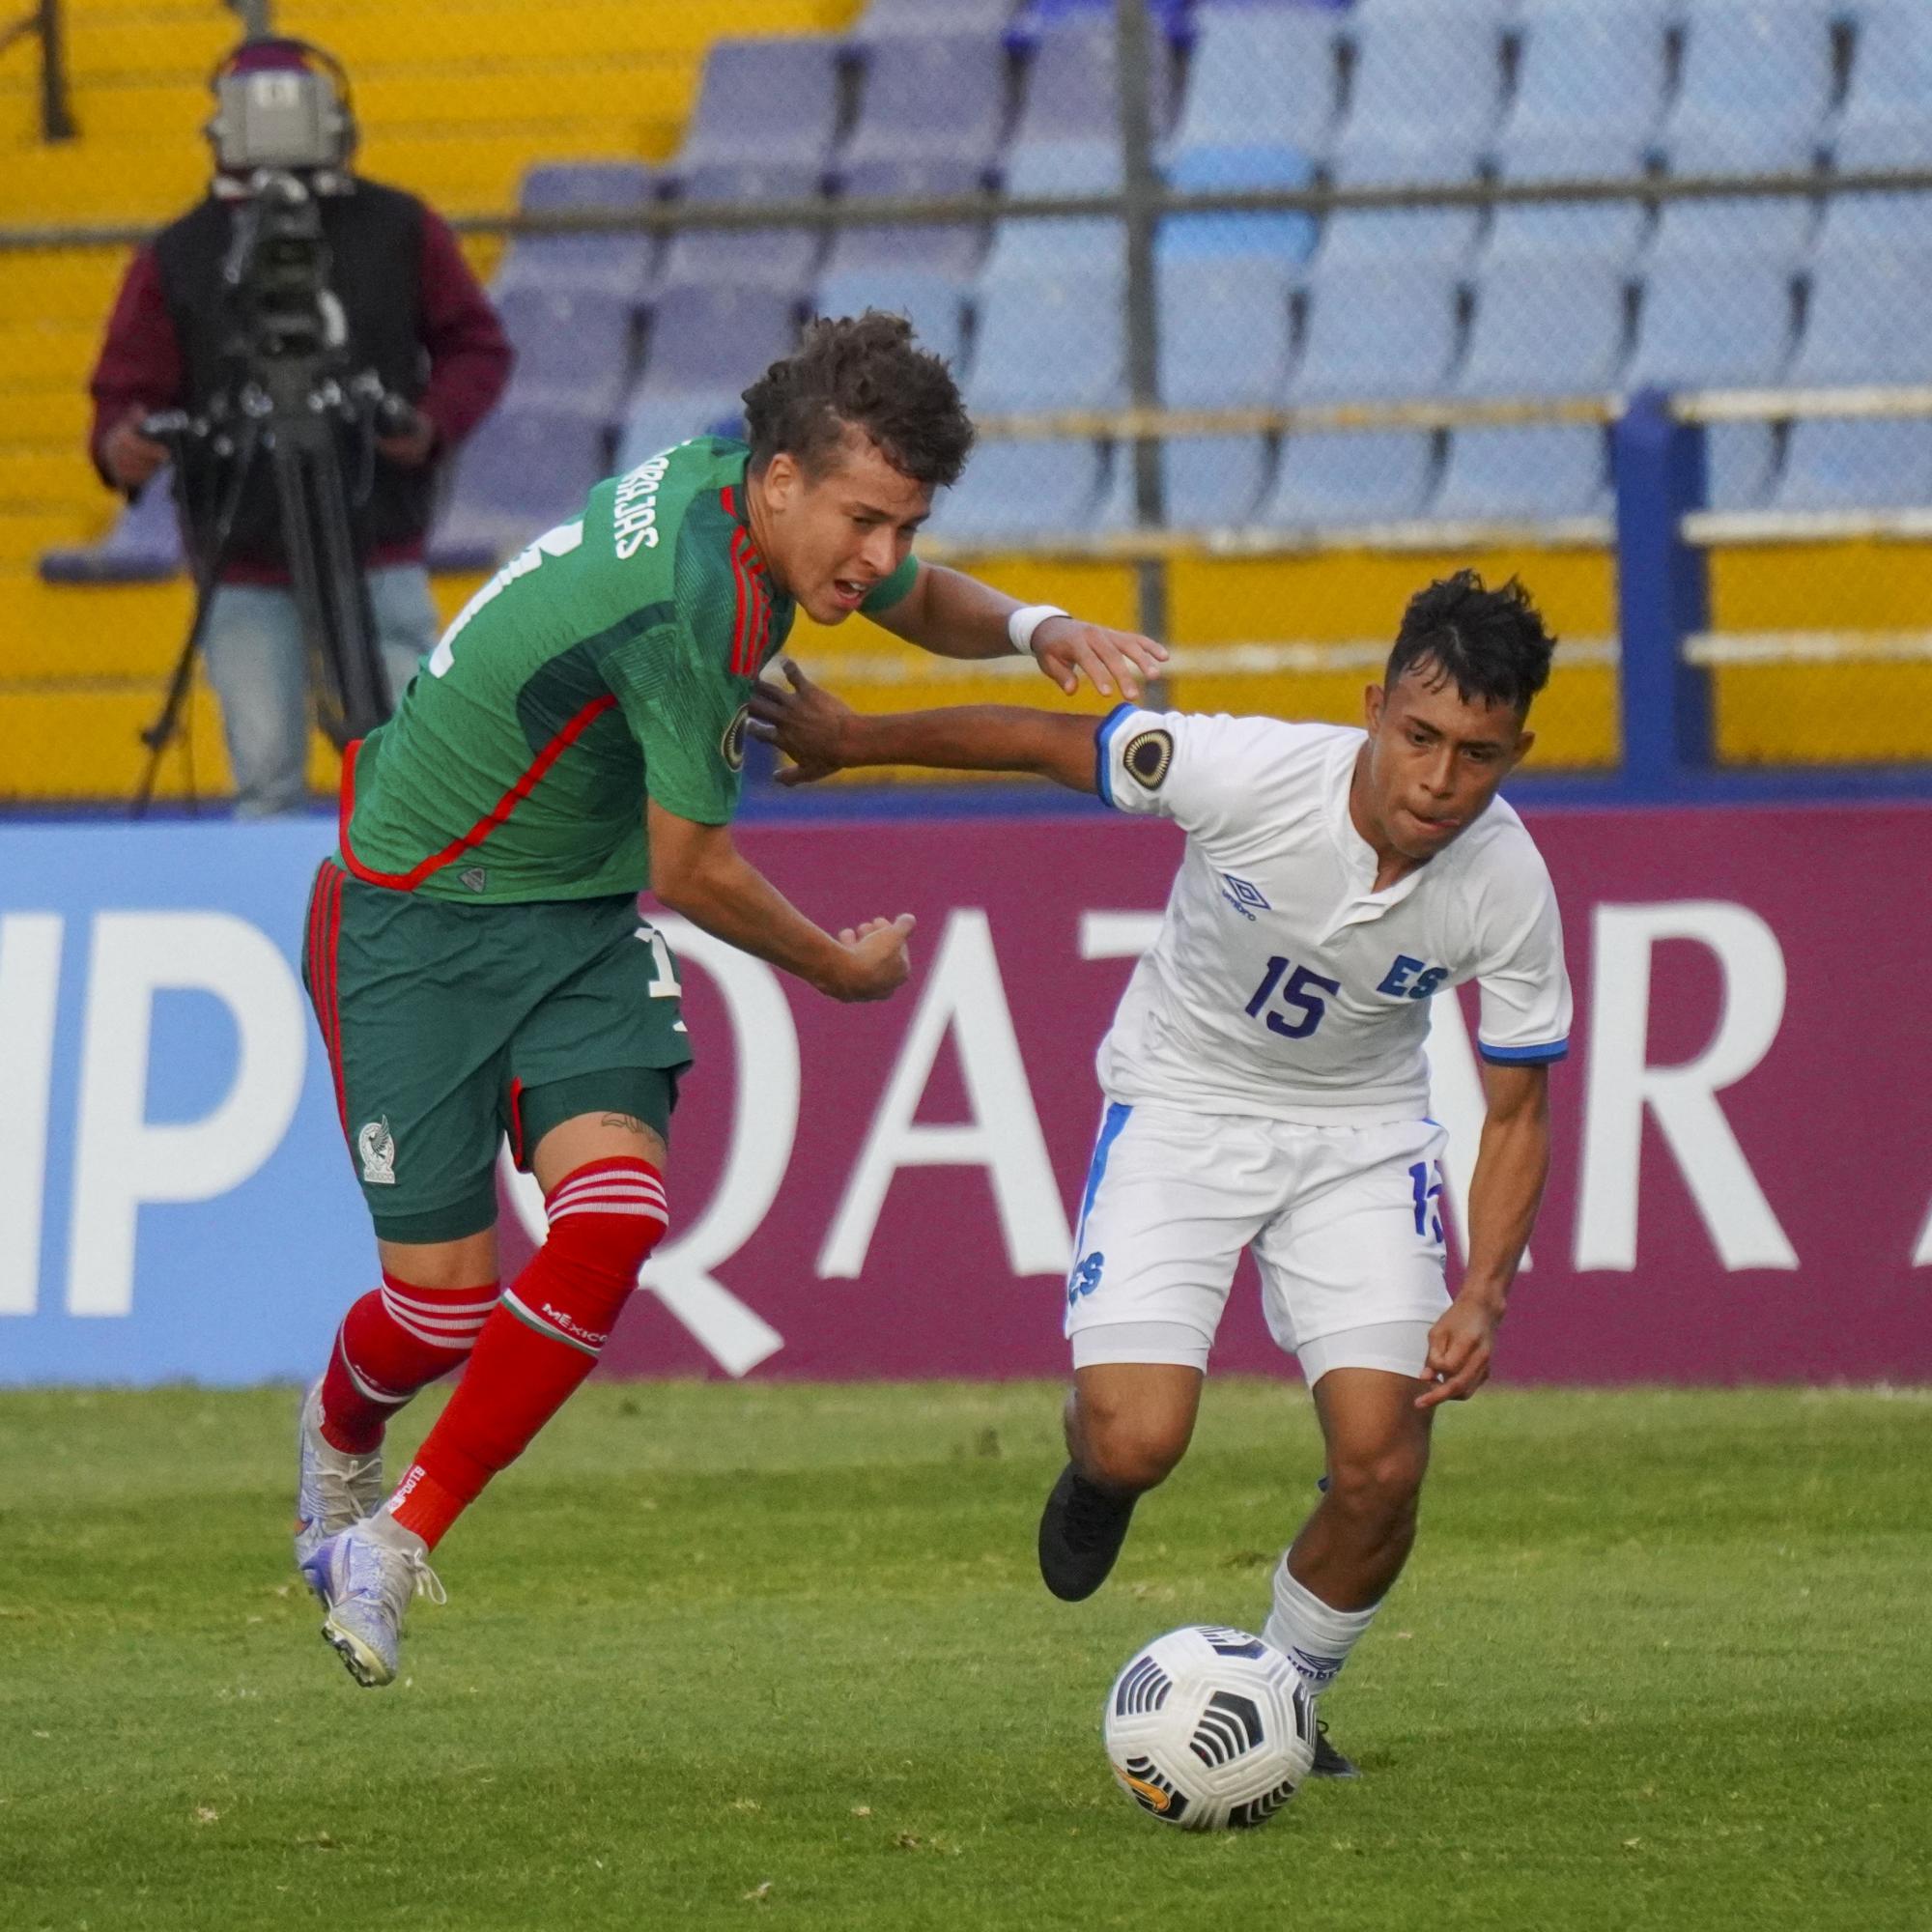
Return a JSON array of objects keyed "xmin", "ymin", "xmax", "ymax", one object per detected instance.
[
  {"xmin": 822, "ymin": 908, "xmax": 1072, "ymax": 1279},
  {"xmin": 0, "ymin": 914, "xmax": 64, "ymax": 1317},
  {"xmin": 497, "ymin": 917, "xmax": 791, "ymax": 1377},
  {"xmin": 1575, "ymin": 901, "xmax": 1797, "ymax": 1272},
  {"xmin": 66, "ymin": 912, "xmax": 307, "ymax": 1318}
]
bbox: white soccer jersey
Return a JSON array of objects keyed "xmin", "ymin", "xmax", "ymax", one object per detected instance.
[{"xmin": 1093, "ymin": 708, "xmax": 1571, "ymax": 1125}]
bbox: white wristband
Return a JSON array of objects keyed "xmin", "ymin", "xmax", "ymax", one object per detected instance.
[{"xmin": 1007, "ymin": 603, "xmax": 1068, "ymax": 656}]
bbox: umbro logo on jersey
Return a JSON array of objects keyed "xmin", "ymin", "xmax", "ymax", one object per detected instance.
[{"xmin": 1220, "ymin": 873, "xmax": 1271, "ymax": 920}]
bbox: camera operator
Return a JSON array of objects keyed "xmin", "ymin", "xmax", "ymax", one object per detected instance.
[{"xmin": 88, "ymin": 37, "xmax": 513, "ymax": 817}]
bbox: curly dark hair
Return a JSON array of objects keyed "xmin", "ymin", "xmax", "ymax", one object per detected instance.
[
  {"xmin": 741, "ymin": 310, "xmax": 975, "ymax": 490},
  {"xmin": 1385, "ymin": 571, "xmax": 1558, "ymax": 717}
]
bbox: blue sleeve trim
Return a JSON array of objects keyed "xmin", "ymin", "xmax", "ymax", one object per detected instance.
[
  {"xmin": 1093, "ymin": 702, "xmax": 1135, "ymax": 809},
  {"xmin": 1479, "ymin": 1039, "xmax": 1570, "ymax": 1065}
]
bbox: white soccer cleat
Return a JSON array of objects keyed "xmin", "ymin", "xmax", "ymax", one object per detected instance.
[
  {"xmin": 293, "ymin": 1378, "xmax": 385, "ymax": 1587},
  {"xmin": 300, "ymin": 1511, "xmax": 445, "ymax": 1689}
]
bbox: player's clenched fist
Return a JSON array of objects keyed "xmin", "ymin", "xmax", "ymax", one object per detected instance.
[{"xmin": 826, "ymin": 912, "xmax": 916, "ymax": 1003}]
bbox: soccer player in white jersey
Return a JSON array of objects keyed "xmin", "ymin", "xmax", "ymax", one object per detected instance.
[{"xmin": 751, "ymin": 572, "xmax": 1569, "ymax": 1777}]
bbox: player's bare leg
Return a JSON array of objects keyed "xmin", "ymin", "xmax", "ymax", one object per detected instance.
[
  {"xmin": 1264, "ymin": 1367, "xmax": 1434, "ymax": 1776},
  {"xmin": 1038, "ymin": 1363, "xmax": 1202, "ymax": 1601}
]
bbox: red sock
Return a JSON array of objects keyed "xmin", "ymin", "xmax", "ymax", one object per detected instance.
[
  {"xmin": 387, "ymin": 1157, "xmax": 668, "ymax": 1548},
  {"xmin": 319, "ymin": 1271, "xmax": 500, "ymax": 1453}
]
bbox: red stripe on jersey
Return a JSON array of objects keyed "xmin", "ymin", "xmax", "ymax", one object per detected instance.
[
  {"xmin": 727, "ymin": 528, "xmax": 757, "ymax": 676},
  {"xmin": 720, "ymin": 484, "xmax": 737, "ymax": 521},
  {"xmin": 320, "ymin": 865, "xmax": 349, "ymax": 1134},
  {"xmin": 335, "ymin": 697, "xmax": 618, "ymax": 893}
]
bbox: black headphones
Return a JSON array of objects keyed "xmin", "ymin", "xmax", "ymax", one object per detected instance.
[{"xmin": 206, "ymin": 36, "xmax": 358, "ymax": 172}]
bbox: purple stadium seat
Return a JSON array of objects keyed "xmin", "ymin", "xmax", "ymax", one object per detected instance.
[
  {"xmin": 659, "ymin": 161, "xmax": 825, "ymax": 297},
  {"xmin": 1258, "ymin": 430, "xmax": 1439, "ymax": 529},
  {"xmin": 967, "ymin": 268, "xmax": 1126, "ymax": 413},
  {"xmin": 928, "ymin": 438, "xmax": 1108, "ymax": 539},
  {"xmin": 614, "ymin": 388, "xmax": 749, "ymax": 474},
  {"xmin": 1433, "ymin": 426, "xmax": 1612, "ymax": 521},
  {"xmin": 841, "ymin": 31, "xmax": 1009, "ymax": 176},
  {"xmin": 436, "ymin": 405, "xmax": 612, "ymax": 564},
  {"xmin": 851, "ymin": 0, "xmax": 1014, "ymax": 44},
  {"xmin": 38, "ymin": 472, "xmax": 185, "ymax": 583},
  {"xmin": 813, "ymin": 266, "xmax": 968, "ymax": 371},
  {"xmin": 1013, "ymin": 16, "xmax": 1172, "ymax": 147},
  {"xmin": 492, "ymin": 285, "xmax": 639, "ymax": 417},
  {"xmin": 633, "ymin": 284, "xmax": 801, "ymax": 404},
  {"xmin": 495, "ymin": 162, "xmax": 657, "ymax": 302},
  {"xmin": 674, "ymin": 37, "xmax": 843, "ymax": 175},
  {"xmin": 822, "ymin": 157, "xmax": 990, "ymax": 285}
]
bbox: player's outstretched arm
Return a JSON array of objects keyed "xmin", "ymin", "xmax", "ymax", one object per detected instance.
[
  {"xmin": 647, "ymin": 800, "xmax": 914, "ymax": 1003},
  {"xmin": 1417, "ymin": 1060, "xmax": 1552, "ymax": 1411},
  {"xmin": 867, "ymin": 560, "xmax": 1168, "ymax": 702},
  {"xmin": 748, "ymin": 659, "xmax": 1100, "ymax": 793}
]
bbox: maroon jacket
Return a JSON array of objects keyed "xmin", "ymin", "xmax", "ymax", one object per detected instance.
[{"xmin": 90, "ymin": 182, "xmax": 513, "ymax": 583}]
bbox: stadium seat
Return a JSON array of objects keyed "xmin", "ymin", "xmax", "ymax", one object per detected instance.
[
  {"xmin": 822, "ymin": 158, "xmax": 990, "ymax": 286},
  {"xmin": 1013, "ymin": 16, "xmax": 1171, "ymax": 149},
  {"xmin": 967, "ymin": 270, "xmax": 1125, "ymax": 412},
  {"xmin": 1161, "ymin": 435, "xmax": 1275, "ymax": 530},
  {"xmin": 658, "ymin": 161, "xmax": 824, "ymax": 298},
  {"xmin": 1434, "ymin": 426, "xmax": 1612, "ymax": 521},
  {"xmin": 1010, "ymin": 0, "xmax": 1189, "ymax": 45},
  {"xmin": 1834, "ymin": 0, "xmax": 1932, "ymax": 170},
  {"xmin": 1662, "ymin": 1, "xmax": 1837, "ymax": 176},
  {"xmin": 1626, "ymin": 258, "xmax": 1798, "ymax": 389},
  {"xmin": 491, "ymin": 285, "xmax": 640, "ymax": 417},
  {"xmin": 1703, "ymin": 422, "xmax": 1781, "ymax": 511},
  {"xmin": 1256, "ymin": 430, "xmax": 1438, "ymax": 528},
  {"xmin": 439, "ymin": 405, "xmax": 611, "ymax": 562},
  {"xmin": 1483, "ymin": 200, "xmax": 1649, "ymax": 268},
  {"xmin": 494, "ymin": 163, "xmax": 657, "ymax": 303},
  {"xmin": 37, "ymin": 471, "xmax": 183, "ymax": 583},
  {"xmin": 1160, "ymin": 144, "xmax": 1319, "ymax": 266},
  {"xmin": 928, "ymin": 437, "xmax": 1108, "ymax": 538},
  {"xmin": 1155, "ymin": 256, "xmax": 1293, "ymax": 410},
  {"xmin": 1291, "ymin": 264, "xmax": 1462, "ymax": 402},
  {"xmin": 1647, "ymin": 196, "xmax": 1816, "ymax": 268},
  {"xmin": 1811, "ymin": 190, "xmax": 1932, "ymax": 262},
  {"xmin": 1496, "ymin": 1, "xmax": 1671, "ymax": 183},
  {"xmin": 632, "ymin": 284, "xmax": 802, "ymax": 405},
  {"xmin": 672, "ymin": 36, "xmax": 843, "ymax": 175},
  {"xmin": 1773, "ymin": 419, "xmax": 1932, "ymax": 511},
  {"xmin": 612, "ymin": 388, "xmax": 748, "ymax": 475},
  {"xmin": 813, "ymin": 269, "xmax": 967, "ymax": 371},
  {"xmin": 1311, "ymin": 207, "xmax": 1482, "ymax": 273},
  {"xmin": 841, "ymin": 32, "xmax": 1009, "ymax": 177},
  {"xmin": 1168, "ymin": 5, "xmax": 1340, "ymax": 166},
  {"xmin": 1327, "ymin": 6, "xmax": 1510, "ymax": 187},
  {"xmin": 1459, "ymin": 260, "xmax": 1631, "ymax": 398},
  {"xmin": 851, "ymin": 0, "xmax": 1014, "ymax": 44},
  {"xmin": 979, "ymin": 144, "xmax": 1127, "ymax": 280}
]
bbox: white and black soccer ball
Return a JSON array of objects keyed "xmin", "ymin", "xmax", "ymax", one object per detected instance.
[{"xmin": 1102, "ymin": 1625, "xmax": 1317, "ymax": 1832}]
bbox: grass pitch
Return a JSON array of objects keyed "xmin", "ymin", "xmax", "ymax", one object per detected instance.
[{"xmin": 3, "ymin": 1380, "xmax": 1928, "ymax": 1931}]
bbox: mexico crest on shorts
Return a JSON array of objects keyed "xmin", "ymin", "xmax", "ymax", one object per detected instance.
[
  {"xmin": 722, "ymin": 703, "xmax": 750, "ymax": 771},
  {"xmin": 357, "ymin": 1117, "xmax": 397, "ymax": 1185},
  {"xmin": 1123, "ymin": 727, "xmax": 1174, "ymax": 790}
]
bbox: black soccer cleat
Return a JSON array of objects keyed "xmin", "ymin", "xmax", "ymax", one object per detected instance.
[
  {"xmin": 1309, "ymin": 1719, "xmax": 1360, "ymax": 1780},
  {"xmin": 1037, "ymin": 1462, "xmax": 1138, "ymax": 1602}
]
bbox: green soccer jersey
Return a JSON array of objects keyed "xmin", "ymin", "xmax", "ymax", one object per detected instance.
[{"xmin": 337, "ymin": 436, "xmax": 917, "ymax": 903}]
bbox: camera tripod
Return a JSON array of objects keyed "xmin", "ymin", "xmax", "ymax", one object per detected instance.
[{"xmin": 133, "ymin": 358, "xmax": 397, "ymax": 818}]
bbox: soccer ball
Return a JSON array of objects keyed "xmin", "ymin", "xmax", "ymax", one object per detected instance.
[{"xmin": 1102, "ymin": 1625, "xmax": 1317, "ymax": 1832}]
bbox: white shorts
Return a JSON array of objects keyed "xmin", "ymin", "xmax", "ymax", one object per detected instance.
[{"xmin": 1063, "ymin": 1101, "xmax": 1452, "ymax": 1383}]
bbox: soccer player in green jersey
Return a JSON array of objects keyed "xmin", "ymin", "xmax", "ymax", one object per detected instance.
[{"xmin": 293, "ymin": 312, "xmax": 1169, "ymax": 1687}]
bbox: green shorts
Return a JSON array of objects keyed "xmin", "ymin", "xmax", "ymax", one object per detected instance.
[{"xmin": 302, "ymin": 859, "xmax": 694, "ymax": 1244}]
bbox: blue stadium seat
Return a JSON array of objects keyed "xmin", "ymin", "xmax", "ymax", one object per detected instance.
[
  {"xmin": 842, "ymin": 32, "xmax": 1009, "ymax": 176},
  {"xmin": 1647, "ymin": 196, "xmax": 1815, "ymax": 268},
  {"xmin": 1662, "ymin": 1, "xmax": 1837, "ymax": 176},
  {"xmin": 659, "ymin": 162, "xmax": 823, "ymax": 298},
  {"xmin": 674, "ymin": 37, "xmax": 843, "ymax": 175},
  {"xmin": 929, "ymin": 438, "xmax": 1108, "ymax": 539},
  {"xmin": 38, "ymin": 469, "xmax": 184, "ymax": 583},
  {"xmin": 1459, "ymin": 260, "xmax": 1630, "ymax": 397},
  {"xmin": 632, "ymin": 284, "xmax": 801, "ymax": 404},
  {"xmin": 1835, "ymin": 0, "xmax": 1932, "ymax": 169},
  {"xmin": 967, "ymin": 270, "xmax": 1125, "ymax": 412},
  {"xmin": 822, "ymin": 158, "xmax": 989, "ymax": 285},
  {"xmin": 1161, "ymin": 435, "xmax": 1275, "ymax": 529},
  {"xmin": 1291, "ymin": 264, "xmax": 1462, "ymax": 402},
  {"xmin": 1156, "ymin": 256, "xmax": 1293, "ymax": 408},
  {"xmin": 1626, "ymin": 258, "xmax": 1797, "ymax": 389},
  {"xmin": 1496, "ymin": 1, "xmax": 1671, "ymax": 183},
  {"xmin": 1483, "ymin": 201, "xmax": 1650, "ymax": 267},
  {"xmin": 439, "ymin": 406, "xmax": 611, "ymax": 562},
  {"xmin": 1311, "ymin": 207, "xmax": 1482, "ymax": 274},
  {"xmin": 1328, "ymin": 7, "xmax": 1509, "ymax": 187},
  {"xmin": 851, "ymin": 0, "xmax": 1014, "ymax": 43},
  {"xmin": 1433, "ymin": 426, "xmax": 1611, "ymax": 520},
  {"xmin": 1161, "ymin": 144, "xmax": 1319, "ymax": 266},
  {"xmin": 1169, "ymin": 5, "xmax": 1340, "ymax": 165},
  {"xmin": 813, "ymin": 268, "xmax": 967, "ymax": 371},
  {"xmin": 613, "ymin": 389, "xmax": 747, "ymax": 474},
  {"xmin": 495, "ymin": 163, "xmax": 657, "ymax": 302},
  {"xmin": 979, "ymin": 143, "xmax": 1126, "ymax": 280},
  {"xmin": 1773, "ymin": 419, "xmax": 1932, "ymax": 511},
  {"xmin": 492, "ymin": 285, "xmax": 639, "ymax": 417},
  {"xmin": 1257, "ymin": 430, "xmax": 1438, "ymax": 528},
  {"xmin": 1812, "ymin": 191, "xmax": 1932, "ymax": 262},
  {"xmin": 1703, "ymin": 422, "xmax": 1780, "ymax": 511}
]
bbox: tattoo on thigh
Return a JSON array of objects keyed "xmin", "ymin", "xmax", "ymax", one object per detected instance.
[{"xmin": 601, "ymin": 1112, "xmax": 651, "ymax": 1137}]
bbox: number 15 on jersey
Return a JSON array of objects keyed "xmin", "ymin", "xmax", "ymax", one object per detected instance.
[{"xmin": 1243, "ymin": 956, "xmax": 1342, "ymax": 1039}]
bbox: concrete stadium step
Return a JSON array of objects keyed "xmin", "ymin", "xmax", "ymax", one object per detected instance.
[
  {"xmin": 0, "ymin": 318, "xmax": 111, "ymax": 388},
  {"xmin": 0, "ymin": 680, "xmax": 237, "ymax": 804},
  {"xmin": 3, "ymin": 393, "xmax": 96, "ymax": 446},
  {"xmin": 0, "ymin": 248, "xmax": 131, "ymax": 326},
  {"xmin": 0, "ymin": 508, "xmax": 103, "ymax": 564},
  {"xmin": 3, "ymin": 572, "xmax": 190, "ymax": 680},
  {"xmin": 0, "ymin": 447, "xmax": 101, "ymax": 509}
]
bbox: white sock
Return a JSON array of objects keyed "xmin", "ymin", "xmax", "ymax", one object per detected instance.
[{"xmin": 1262, "ymin": 1560, "xmax": 1380, "ymax": 1694}]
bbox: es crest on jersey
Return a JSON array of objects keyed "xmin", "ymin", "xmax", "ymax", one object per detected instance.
[
  {"xmin": 722, "ymin": 704, "xmax": 750, "ymax": 771},
  {"xmin": 1122, "ymin": 727, "xmax": 1173, "ymax": 790}
]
